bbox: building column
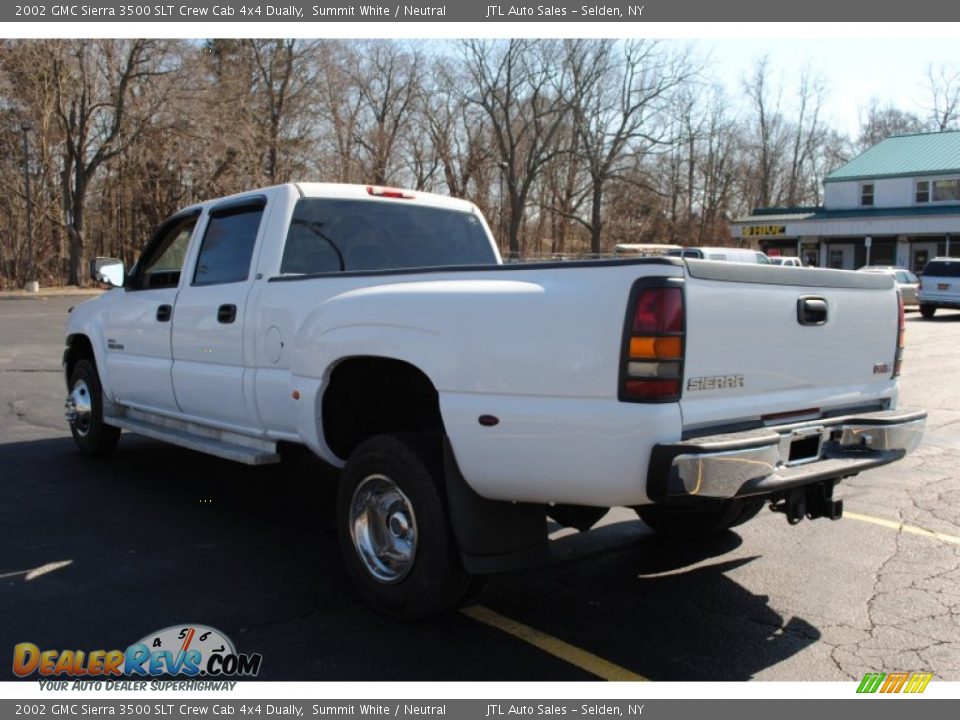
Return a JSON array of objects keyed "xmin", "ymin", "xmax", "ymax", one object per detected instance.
[{"xmin": 896, "ymin": 235, "xmax": 909, "ymax": 267}]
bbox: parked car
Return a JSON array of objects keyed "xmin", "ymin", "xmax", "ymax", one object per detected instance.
[
  {"xmin": 66, "ymin": 182, "xmax": 925, "ymax": 618},
  {"xmin": 917, "ymin": 257, "xmax": 960, "ymax": 317},
  {"xmin": 858, "ymin": 266, "xmax": 920, "ymax": 307},
  {"xmin": 769, "ymin": 256, "xmax": 803, "ymax": 267},
  {"xmin": 666, "ymin": 247, "xmax": 770, "ymax": 264}
]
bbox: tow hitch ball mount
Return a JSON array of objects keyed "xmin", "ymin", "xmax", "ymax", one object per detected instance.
[{"xmin": 770, "ymin": 481, "xmax": 843, "ymax": 525}]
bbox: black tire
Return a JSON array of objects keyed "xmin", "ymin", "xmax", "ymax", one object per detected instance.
[
  {"xmin": 920, "ymin": 304, "xmax": 936, "ymax": 319},
  {"xmin": 726, "ymin": 498, "xmax": 765, "ymax": 529},
  {"xmin": 67, "ymin": 359, "xmax": 120, "ymax": 456},
  {"xmin": 337, "ymin": 433, "xmax": 471, "ymax": 619},
  {"xmin": 636, "ymin": 499, "xmax": 759, "ymax": 539}
]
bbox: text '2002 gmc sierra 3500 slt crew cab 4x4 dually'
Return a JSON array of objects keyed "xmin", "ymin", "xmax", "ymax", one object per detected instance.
[{"xmin": 64, "ymin": 183, "xmax": 927, "ymax": 618}]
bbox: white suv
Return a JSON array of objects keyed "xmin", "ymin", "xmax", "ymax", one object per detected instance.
[
  {"xmin": 918, "ymin": 257, "xmax": 960, "ymax": 318},
  {"xmin": 770, "ymin": 256, "xmax": 803, "ymax": 267}
]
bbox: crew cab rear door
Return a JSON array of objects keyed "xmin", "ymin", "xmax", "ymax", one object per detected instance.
[
  {"xmin": 170, "ymin": 195, "xmax": 269, "ymax": 429},
  {"xmin": 102, "ymin": 211, "xmax": 199, "ymax": 413},
  {"xmin": 678, "ymin": 261, "xmax": 899, "ymax": 432}
]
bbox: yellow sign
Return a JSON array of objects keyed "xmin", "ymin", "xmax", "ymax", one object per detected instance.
[{"xmin": 743, "ymin": 225, "xmax": 786, "ymax": 237}]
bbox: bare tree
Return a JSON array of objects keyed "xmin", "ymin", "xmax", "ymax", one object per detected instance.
[
  {"xmin": 0, "ymin": 40, "xmax": 65, "ymax": 285},
  {"xmin": 426, "ymin": 63, "xmax": 494, "ymax": 200},
  {"xmin": 352, "ymin": 41, "xmax": 424, "ymax": 186},
  {"xmin": 807, "ymin": 128, "xmax": 851, "ymax": 205},
  {"xmin": 47, "ymin": 39, "xmax": 176, "ymax": 285},
  {"xmin": 743, "ymin": 55, "xmax": 789, "ymax": 208},
  {"xmin": 926, "ymin": 63, "xmax": 960, "ymax": 132},
  {"xmin": 858, "ymin": 99, "xmax": 926, "ymax": 150},
  {"xmin": 687, "ymin": 85, "xmax": 741, "ymax": 245},
  {"xmin": 247, "ymin": 39, "xmax": 318, "ymax": 184},
  {"xmin": 565, "ymin": 39, "xmax": 697, "ymax": 253},
  {"xmin": 311, "ymin": 41, "xmax": 364, "ymax": 183},
  {"xmin": 784, "ymin": 66, "xmax": 827, "ymax": 206},
  {"xmin": 461, "ymin": 39, "xmax": 571, "ymax": 258}
]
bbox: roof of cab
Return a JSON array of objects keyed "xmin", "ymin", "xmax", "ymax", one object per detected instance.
[{"xmin": 295, "ymin": 182, "xmax": 477, "ymax": 214}]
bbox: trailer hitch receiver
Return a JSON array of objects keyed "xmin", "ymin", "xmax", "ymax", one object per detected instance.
[{"xmin": 770, "ymin": 481, "xmax": 843, "ymax": 525}]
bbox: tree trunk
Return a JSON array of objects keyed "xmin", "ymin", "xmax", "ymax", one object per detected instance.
[
  {"xmin": 66, "ymin": 178, "xmax": 87, "ymax": 287},
  {"xmin": 507, "ymin": 198, "xmax": 523, "ymax": 259},
  {"xmin": 589, "ymin": 182, "xmax": 603, "ymax": 255}
]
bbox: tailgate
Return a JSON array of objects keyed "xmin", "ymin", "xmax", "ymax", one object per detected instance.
[{"xmin": 680, "ymin": 260, "xmax": 899, "ymax": 432}]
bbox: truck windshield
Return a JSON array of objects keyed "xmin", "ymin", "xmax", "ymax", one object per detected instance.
[{"xmin": 281, "ymin": 198, "xmax": 497, "ymax": 274}]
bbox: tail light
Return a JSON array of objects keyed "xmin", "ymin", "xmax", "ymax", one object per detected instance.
[
  {"xmin": 619, "ymin": 281, "xmax": 685, "ymax": 402},
  {"xmin": 893, "ymin": 290, "xmax": 905, "ymax": 378}
]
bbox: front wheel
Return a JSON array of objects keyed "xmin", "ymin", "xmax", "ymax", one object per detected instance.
[
  {"xmin": 66, "ymin": 359, "xmax": 120, "ymax": 456},
  {"xmin": 919, "ymin": 304, "xmax": 936, "ymax": 319},
  {"xmin": 337, "ymin": 433, "xmax": 472, "ymax": 619}
]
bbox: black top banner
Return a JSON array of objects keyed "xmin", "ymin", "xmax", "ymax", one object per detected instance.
[{"xmin": 5, "ymin": 0, "xmax": 960, "ymax": 23}]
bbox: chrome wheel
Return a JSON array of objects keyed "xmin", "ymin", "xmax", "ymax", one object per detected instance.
[
  {"xmin": 67, "ymin": 378, "xmax": 93, "ymax": 438},
  {"xmin": 349, "ymin": 473, "xmax": 418, "ymax": 583}
]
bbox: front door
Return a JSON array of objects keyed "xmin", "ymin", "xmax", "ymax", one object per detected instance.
[
  {"xmin": 171, "ymin": 197, "xmax": 267, "ymax": 429},
  {"xmin": 827, "ymin": 244, "xmax": 854, "ymax": 269},
  {"xmin": 102, "ymin": 212, "xmax": 199, "ymax": 413}
]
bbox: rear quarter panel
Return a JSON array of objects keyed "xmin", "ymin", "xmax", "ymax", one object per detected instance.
[{"xmin": 259, "ymin": 261, "xmax": 685, "ymax": 505}]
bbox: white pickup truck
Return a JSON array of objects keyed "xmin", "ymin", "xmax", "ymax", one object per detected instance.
[{"xmin": 64, "ymin": 183, "xmax": 926, "ymax": 618}]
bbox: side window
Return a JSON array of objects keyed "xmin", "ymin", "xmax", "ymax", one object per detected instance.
[
  {"xmin": 137, "ymin": 216, "xmax": 198, "ymax": 290},
  {"xmin": 193, "ymin": 205, "xmax": 264, "ymax": 286},
  {"xmin": 281, "ymin": 220, "xmax": 344, "ymax": 275}
]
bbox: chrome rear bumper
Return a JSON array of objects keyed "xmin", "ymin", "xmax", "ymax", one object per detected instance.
[{"xmin": 648, "ymin": 408, "xmax": 926, "ymax": 501}]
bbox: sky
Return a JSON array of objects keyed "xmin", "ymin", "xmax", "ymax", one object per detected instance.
[{"xmin": 704, "ymin": 37, "xmax": 960, "ymax": 139}]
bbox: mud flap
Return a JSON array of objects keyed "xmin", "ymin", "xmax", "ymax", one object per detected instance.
[{"xmin": 442, "ymin": 437, "xmax": 548, "ymax": 574}]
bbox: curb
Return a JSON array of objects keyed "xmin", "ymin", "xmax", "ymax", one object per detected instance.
[{"xmin": 0, "ymin": 288, "xmax": 104, "ymax": 299}]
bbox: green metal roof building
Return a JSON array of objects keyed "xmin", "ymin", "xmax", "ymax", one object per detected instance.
[{"xmin": 731, "ymin": 130, "xmax": 960, "ymax": 271}]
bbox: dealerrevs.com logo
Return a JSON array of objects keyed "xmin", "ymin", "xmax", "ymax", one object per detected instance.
[
  {"xmin": 857, "ymin": 672, "xmax": 933, "ymax": 694},
  {"xmin": 13, "ymin": 624, "xmax": 262, "ymax": 679}
]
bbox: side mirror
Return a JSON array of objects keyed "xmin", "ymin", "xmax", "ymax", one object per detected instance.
[{"xmin": 90, "ymin": 257, "xmax": 125, "ymax": 288}]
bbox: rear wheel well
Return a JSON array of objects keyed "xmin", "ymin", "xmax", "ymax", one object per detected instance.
[
  {"xmin": 322, "ymin": 357, "xmax": 443, "ymax": 461},
  {"xmin": 65, "ymin": 334, "xmax": 95, "ymax": 382}
]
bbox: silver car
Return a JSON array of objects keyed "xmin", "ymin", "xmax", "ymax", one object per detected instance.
[{"xmin": 858, "ymin": 266, "xmax": 920, "ymax": 306}]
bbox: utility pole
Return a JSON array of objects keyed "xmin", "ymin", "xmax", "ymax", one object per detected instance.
[{"xmin": 21, "ymin": 122, "xmax": 37, "ymax": 292}]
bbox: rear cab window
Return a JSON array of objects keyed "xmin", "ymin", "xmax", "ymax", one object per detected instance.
[
  {"xmin": 923, "ymin": 261, "xmax": 960, "ymax": 278},
  {"xmin": 280, "ymin": 198, "xmax": 497, "ymax": 275}
]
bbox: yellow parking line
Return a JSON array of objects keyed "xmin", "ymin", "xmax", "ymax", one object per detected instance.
[
  {"xmin": 460, "ymin": 605, "xmax": 648, "ymax": 682},
  {"xmin": 845, "ymin": 511, "xmax": 960, "ymax": 545}
]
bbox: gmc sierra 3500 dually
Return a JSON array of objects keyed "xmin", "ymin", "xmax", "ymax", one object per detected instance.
[{"xmin": 64, "ymin": 183, "xmax": 926, "ymax": 618}]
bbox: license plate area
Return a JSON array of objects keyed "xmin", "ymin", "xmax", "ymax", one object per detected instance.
[
  {"xmin": 784, "ymin": 427, "xmax": 824, "ymax": 466},
  {"xmin": 938, "ymin": 283, "xmax": 950, "ymax": 290}
]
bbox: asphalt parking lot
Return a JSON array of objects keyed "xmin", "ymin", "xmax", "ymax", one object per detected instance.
[{"xmin": 1, "ymin": 294, "xmax": 959, "ymax": 682}]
